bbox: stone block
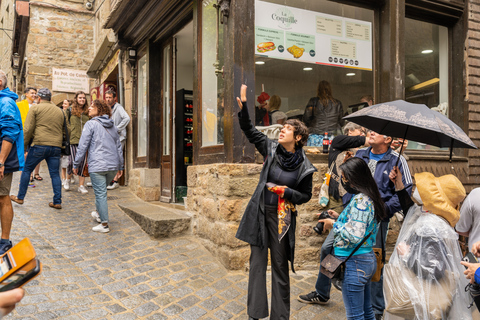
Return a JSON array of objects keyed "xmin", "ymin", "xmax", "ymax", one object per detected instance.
[
  {"xmin": 246, "ymin": 164, "xmax": 262, "ymax": 175},
  {"xmin": 217, "ymin": 164, "xmax": 245, "ymax": 177},
  {"xmin": 217, "ymin": 223, "xmax": 243, "ymax": 248},
  {"xmin": 226, "ymin": 178, "xmax": 258, "ymax": 197},
  {"xmin": 200, "ymin": 198, "xmax": 218, "ymax": 220},
  {"xmin": 140, "ymin": 168, "xmax": 160, "ymax": 188},
  {"xmin": 294, "ymin": 247, "xmax": 320, "ymax": 270},
  {"xmin": 35, "ymin": 35, "xmax": 49, "ymax": 45},
  {"xmin": 218, "ymin": 199, "xmax": 246, "ymax": 222}
]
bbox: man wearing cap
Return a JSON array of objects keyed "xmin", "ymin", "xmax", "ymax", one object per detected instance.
[
  {"xmin": 0, "ymin": 70, "xmax": 25, "ymax": 254},
  {"xmin": 10, "ymin": 88, "xmax": 68, "ymax": 209}
]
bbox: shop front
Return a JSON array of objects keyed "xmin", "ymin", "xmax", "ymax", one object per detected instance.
[{"xmin": 105, "ymin": 0, "xmax": 470, "ymax": 269}]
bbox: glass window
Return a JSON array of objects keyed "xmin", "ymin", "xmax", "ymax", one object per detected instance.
[
  {"xmin": 163, "ymin": 45, "xmax": 171, "ymax": 155},
  {"xmin": 201, "ymin": 0, "xmax": 224, "ymax": 147},
  {"xmin": 405, "ymin": 18, "xmax": 448, "ymax": 150},
  {"xmin": 137, "ymin": 54, "xmax": 148, "ymax": 157},
  {"xmin": 255, "ymin": 0, "xmax": 374, "ymax": 142}
]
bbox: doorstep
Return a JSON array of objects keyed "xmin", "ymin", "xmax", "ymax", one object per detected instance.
[{"xmin": 118, "ymin": 200, "xmax": 191, "ymax": 238}]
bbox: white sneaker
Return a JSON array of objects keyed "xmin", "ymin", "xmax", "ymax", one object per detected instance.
[
  {"xmin": 64, "ymin": 179, "xmax": 70, "ymax": 191},
  {"xmin": 107, "ymin": 182, "xmax": 119, "ymax": 190},
  {"xmin": 91, "ymin": 211, "xmax": 101, "ymax": 223},
  {"xmin": 92, "ymin": 224, "xmax": 109, "ymax": 233},
  {"xmin": 86, "ymin": 182, "xmax": 92, "ymax": 187},
  {"xmin": 78, "ymin": 185, "xmax": 88, "ymax": 194},
  {"xmin": 70, "ymin": 177, "xmax": 75, "ymax": 184}
]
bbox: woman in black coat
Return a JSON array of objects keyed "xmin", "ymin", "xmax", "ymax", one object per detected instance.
[{"xmin": 235, "ymin": 85, "xmax": 316, "ymax": 320}]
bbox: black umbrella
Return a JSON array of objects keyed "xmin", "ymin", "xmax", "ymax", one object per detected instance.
[{"xmin": 343, "ymin": 100, "xmax": 477, "ymax": 162}]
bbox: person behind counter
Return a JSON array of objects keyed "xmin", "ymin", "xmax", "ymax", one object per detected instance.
[
  {"xmin": 303, "ymin": 80, "xmax": 344, "ymax": 146},
  {"xmin": 269, "ymin": 95, "xmax": 287, "ymax": 125},
  {"xmin": 255, "ymin": 92, "xmax": 270, "ymax": 126}
]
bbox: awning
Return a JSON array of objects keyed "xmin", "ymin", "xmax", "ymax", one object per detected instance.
[{"xmin": 87, "ymin": 34, "xmax": 116, "ymax": 78}]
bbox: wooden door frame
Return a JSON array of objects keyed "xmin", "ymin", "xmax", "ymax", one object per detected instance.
[{"xmin": 160, "ymin": 39, "xmax": 174, "ymax": 202}]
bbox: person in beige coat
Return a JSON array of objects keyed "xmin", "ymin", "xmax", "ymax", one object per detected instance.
[{"xmin": 10, "ymin": 88, "xmax": 68, "ymax": 209}]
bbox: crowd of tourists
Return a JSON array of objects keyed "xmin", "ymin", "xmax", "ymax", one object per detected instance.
[{"xmin": 240, "ymin": 83, "xmax": 480, "ymax": 320}]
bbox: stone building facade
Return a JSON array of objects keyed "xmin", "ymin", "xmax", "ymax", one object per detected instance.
[{"xmin": 1, "ymin": 0, "xmax": 94, "ymax": 103}]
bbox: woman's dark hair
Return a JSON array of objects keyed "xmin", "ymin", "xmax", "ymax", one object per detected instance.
[
  {"xmin": 284, "ymin": 119, "xmax": 309, "ymax": 149},
  {"xmin": 339, "ymin": 157, "xmax": 386, "ymax": 222},
  {"xmin": 316, "ymin": 80, "xmax": 335, "ymax": 106},
  {"xmin": 72, "ymin": 91, "xmax": 89, "ymax": 117},
  {"xmin": 92, "ymin": 100, "xmax": 112, "ymax": 118}
]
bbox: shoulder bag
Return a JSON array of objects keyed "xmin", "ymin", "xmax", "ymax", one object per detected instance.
[
  {"xmin": 372, "ymin": 224, "xmax": 385, "ymax": 282},
  {"xmin": 61, "ymin": 114, "xmax": 71, "ymax": 156},
  {"xmin": 320, "ymin": 230, "xmax": 374, "ymax": 282}
]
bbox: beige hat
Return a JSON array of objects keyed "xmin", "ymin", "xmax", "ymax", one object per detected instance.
[{"xmin": 414, "ymin": 172, "xmax": 466, "ymax": 227}]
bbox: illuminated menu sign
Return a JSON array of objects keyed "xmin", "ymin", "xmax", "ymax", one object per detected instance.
[{"xmin": 255, "ymin": 0, "xmax": 372, "ymax": 70}]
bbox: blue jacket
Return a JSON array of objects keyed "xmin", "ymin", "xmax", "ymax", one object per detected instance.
[
  {"xmin": 0, "ymin": 88, "xmax": 24, "ymax": 173},
  {"xmin": 74, "ymin": 115, "xmax": 123, "ymax": 173},
  {"xmin": 333, "ymin": 193, "xmax": 379, "ymax": 256},
  {"xmin": 354, "ymin": 147, "xmax": 413, "ymax": 220}
]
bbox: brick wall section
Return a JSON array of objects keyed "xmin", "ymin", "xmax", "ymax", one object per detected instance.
[
  {"xmin": 468, "ymin": 0, "xmax": 480, "ymax": 188},
  {"xmin": 26, "ymin": 3, "xmax": 94, "ymax": 96}
]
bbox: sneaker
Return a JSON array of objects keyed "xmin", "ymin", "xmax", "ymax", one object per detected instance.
[
  {"xmin": 78, "ymin": 185, "xmax": 88, "ymax": 194},
  {"xmin": 0, "ymin": 240, "xmax": 12, "ymax": 255},
  {"xmin": 107, "ymin": 182, "xmax": 119, "ymax": 190},
  {"xmin": 64, "ymin": 178, "xmax": 70, "ymax": 191},
  {"xmin": 28, "ymin": 182, "xmax": 36, "ymax": 188},
  {"xmin": 86, "ymin": 182, "xmax": 92, "ymax": 187},
  {"xmin": 92, "ymin": 224, "xmax": 109, "ymax": 233},
  {"xmin": 91, "ymin": 211, "xmax": 101, "ymax": 223},
  {"xmin": 297, "ymin": 291, "xmax": 329, "ymax": 304},
  {"xmin": 70, "ymin": 177, "xmax": 75, "ymax": 184}
]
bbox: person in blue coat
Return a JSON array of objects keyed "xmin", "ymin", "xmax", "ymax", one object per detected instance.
[{"xmin": 0, "ymin": 70, "xmax": 25, "ymax": 254}]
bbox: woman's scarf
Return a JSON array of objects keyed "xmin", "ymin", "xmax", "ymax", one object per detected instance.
[
  {"xmin": 266, "ymin": 182, "xmax": 296, "ymax": 242},
  {"xmin": 275, "ymin": 144, "xmax": 304, "ymax": 171}
]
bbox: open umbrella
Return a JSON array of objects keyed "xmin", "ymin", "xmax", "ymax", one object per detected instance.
[{"xmin": 343, "ymin": 100, "xmax": 477, "ymax": 162}]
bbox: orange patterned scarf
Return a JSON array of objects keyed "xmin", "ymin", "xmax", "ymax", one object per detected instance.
[{"xmin": 267, "ymin": 183, "xmax": 296, "ymax": 242}]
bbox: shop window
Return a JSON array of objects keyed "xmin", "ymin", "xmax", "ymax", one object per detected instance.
[
  {"xmin": 201, "ymin": 0, "xmax": 224, "ymax": 147},
  {"xmin": 254, "ymin": 0, "xmax": 373, "ymax": 138},
  {"xmin": 137, "ymin": 53, "xmax": 148, "ymax": 158},
  {"xmin": 405, "ymin": 18, "xmax": 448, "ymax": 150}
]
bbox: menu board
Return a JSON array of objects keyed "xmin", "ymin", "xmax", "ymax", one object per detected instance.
[{"xmin": 255, "ymin": 0, "xmax": 372, "ymax": 70}]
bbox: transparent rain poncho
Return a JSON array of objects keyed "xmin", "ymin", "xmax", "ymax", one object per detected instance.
[{"xmin": 384, "ymin": 205, "xmax": 472, "ymax": 320}]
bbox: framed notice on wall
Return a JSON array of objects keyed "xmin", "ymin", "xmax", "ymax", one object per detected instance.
[
  {"xmin": 255, "ymin": 0, "xmax": 372, "ymax": 70},
  {"xmin": 52, "ymin": 68, "xmax": 89, "ymax": 93}
]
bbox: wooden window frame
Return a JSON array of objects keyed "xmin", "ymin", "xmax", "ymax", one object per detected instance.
[{"xmin": 133, "ymin": 44, "xmax": 148, "ymax": 168}]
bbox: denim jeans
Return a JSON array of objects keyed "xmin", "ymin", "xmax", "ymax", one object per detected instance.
[
  {"xmin": 315, "ymin": 230, "xmax": 335, "ymax": 300},
  {"xmin": 90, "ymin": 171, "xmax": 117, "ymax": 223},
  {"xmin": 18, "ymin": 145, "xmax": 62, "ymax": 205},
  {"xmin": 371, "ymin": 221, "xmax": 389, "ymax": 315},
  {"xmin": 339, "ymin": 251, "xmax": 376, "ymax": 320}
]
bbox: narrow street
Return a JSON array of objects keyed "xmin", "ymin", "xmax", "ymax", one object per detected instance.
[{"xmin": 5, "ymin": 169, "xmax": 346, "ymax": 320}]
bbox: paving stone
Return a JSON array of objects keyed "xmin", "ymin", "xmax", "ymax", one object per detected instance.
[{"xmin": 6, "ymin": 172, "xmax": 348, "ymax": 320}]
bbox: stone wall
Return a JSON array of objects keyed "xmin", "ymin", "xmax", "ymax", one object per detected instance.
[
  {"xmin": 26, "ymin": 2, "xmax": 94, "ymax": 98},
  {"xmin": 0, "ymin": 0, "xmax": 17, "ymax": 87},
  {"xmin": 128, "ymin": 168, "xmax": 161, "ymax": 201},
  {"xmin": 187, "ymin": 161, "xmax": 403, "ymax": 271}
]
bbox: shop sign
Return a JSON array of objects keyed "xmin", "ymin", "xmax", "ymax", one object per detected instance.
[
  {"xmin": 255, "ymin": 0, "xmax": 372, "ymax": 70},
  {"xmin": 100, "ymin": 50, "xmax": 120, "ymax": 84},
  {"xmin": 52, "ymin": 68, "xmax": 89, "ymax": 93}
]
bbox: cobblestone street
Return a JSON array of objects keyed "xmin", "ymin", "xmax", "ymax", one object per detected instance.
[{"xmin": 5, "ymin": 170, "xmax": 346, "ymax": 320}]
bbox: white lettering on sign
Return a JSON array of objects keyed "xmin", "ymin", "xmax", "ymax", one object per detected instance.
[{"xmin": 52, "ymin": 68, "xmax": 89, "ymax": 93}]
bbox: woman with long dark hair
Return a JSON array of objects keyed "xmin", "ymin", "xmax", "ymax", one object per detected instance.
[
  {"xmin": 65, "ymin": 91, "xmax": 90, "ymax": 193},
  {"xmin": 303, "ymin": 80, "xmax": 344, "ymax": 146},
  {"xmin": 235, "ymin": 84, "xmax": 316, "ymax": 320},
  {"xmin": 321, "ymin": 157, "xmax": 386, "ymax": 320}
]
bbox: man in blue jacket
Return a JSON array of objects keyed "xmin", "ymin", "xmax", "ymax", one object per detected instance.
[
  {"xmin": 0, "ymin": 70, "xmax": 25, "ymax": 254},
  {"xmin": 354, "ymin": 131, "xmax": 412, "ymax": 319}
]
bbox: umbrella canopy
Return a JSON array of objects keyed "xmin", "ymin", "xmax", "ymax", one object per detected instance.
[{"xmin": 343, "ymin": 100, "xmax": 477, "ymax": 150}]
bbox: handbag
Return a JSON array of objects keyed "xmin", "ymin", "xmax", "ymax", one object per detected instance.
[
  {"xmin": 372, "ymin": 225, "xmax": 385, "ymax": 282},
  {"xmin": 320, "ymin": 230, "xmax": 374, "ymax": 281},
  {"xmin": 61, "ymin": 114, "xmax": 71, "ymax": 156},
  {"xmin": 319, "ymin": 161, "xmax": 336, "ymax": 207}
]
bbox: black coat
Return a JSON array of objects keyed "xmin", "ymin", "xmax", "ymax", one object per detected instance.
[{"xmin": 235, "ymin": 102, "xmax": 317, "ymax": 272}]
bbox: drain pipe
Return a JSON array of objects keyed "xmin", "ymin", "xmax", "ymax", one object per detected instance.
[{"xmin": 117, "ymin": 49, "xmax": 128, "ymax": 186}]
